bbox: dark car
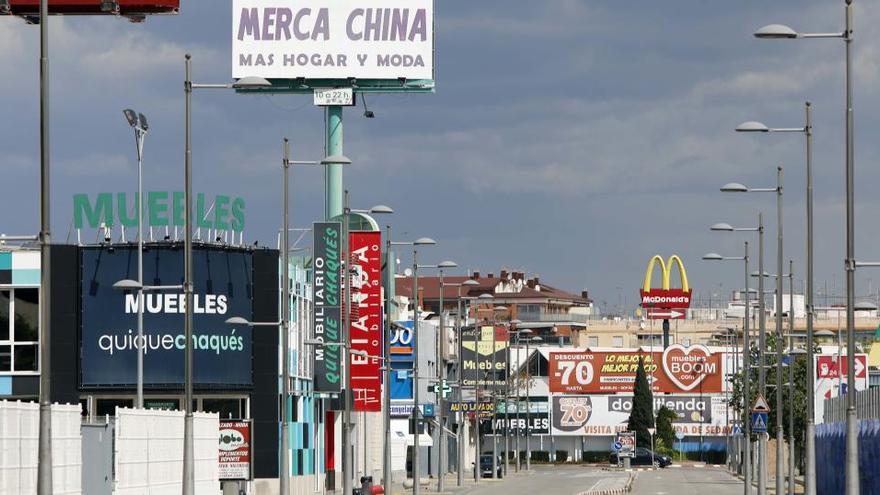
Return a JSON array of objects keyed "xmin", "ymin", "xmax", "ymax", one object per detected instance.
[
  {"xmin": 609, "ymin": 447, "xmax": 671, "ymax": 468},
  {"xmin": 475, "ymin": 454, "xmax": 503, "ymax": 478}
]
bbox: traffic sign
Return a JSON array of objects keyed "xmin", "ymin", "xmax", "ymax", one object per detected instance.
[
  {"xmin": 646, "ymin": 308, "xmax": 686, "ymax": 320},
  {"xmin": 752, "ymin": 394, "xmax": 770, "ymax": 412},
  {"xmin": 612, "ymin": 441, "xmax": 622, "ymax": 451},
  {"xmin": 751, "ymin": 411, "xmax": 768, "ymax": 433},
  {"xmin": 674, "ymin": 431, "xmax": 685, "ymax": 440},
  {"xmin": 732, "ymin": 425, "xmax": 743, "ymax": 436},
  {"xmin": 647, "ymin": 427, "xmax": 656, "ymax": 436}
]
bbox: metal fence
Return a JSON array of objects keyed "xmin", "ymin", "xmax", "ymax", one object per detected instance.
[
  {"xmin": 816, "ymin": 420, "xmax": 880, "ymax": 495},
  {"xmin": 823, "ymin": 387, "xmax": 880, "ymax": 423}
]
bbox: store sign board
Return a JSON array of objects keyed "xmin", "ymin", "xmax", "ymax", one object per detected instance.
[
  {"xmin": 73, "ymin": 192, "xmax": 246, "ymax": 233},
  {"xmin": 349, "ymin": 231, "xmax": 382, "ymax": 411},
  {"xmin": 313, "ymin": 222, "xmax": 342, "ymax": 393},
  {"xmin": 813, "ymin": 353, "xmax": 869, "ymax": 424},
  {"xmin": 80, "ymin": 246, "xmax": 253, "ymax": 386}
]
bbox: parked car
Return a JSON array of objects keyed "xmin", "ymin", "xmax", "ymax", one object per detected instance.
[
  {"xmin": 609, "ymin": 447, "xmax": 671, "ymax": 468},
  {"xmin": 474, "ymin": 454, "xmax": 503, "ymax": 478}
]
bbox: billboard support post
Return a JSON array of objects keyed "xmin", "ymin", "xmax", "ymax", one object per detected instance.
[
  {"xmin": 326, "ymin": 106, "xmax": 344, "ymax": 219},
  {"xmin": 36, "ymin": 0, "xmax": 52, "ymax": 492}
]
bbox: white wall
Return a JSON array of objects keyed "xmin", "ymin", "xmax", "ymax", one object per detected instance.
[
  {"xmin": 0, "ymin": 400, "xmax": 82, "ymax": 494},
  {"xmin": 113, "ymin": 408, "xmax": 220, "ymax": 495}
]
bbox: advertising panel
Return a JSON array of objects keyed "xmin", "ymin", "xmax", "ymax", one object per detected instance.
[
  {"xmin": 219, "ymin": 420, "xmax": 252, "ymax": 480},
  {"xmin": 813, "ymin": 353, "xmax": 868, "ymax": 424},
  {"xmin": 548, "ymin": 345, "xmax": 724, "ymax": 394},
  {"xmin": 80, "ymin": 246, "xmax": 253, "ymax": 386},
  {"xmin": 348, "ymin": 231, "xmax": 382, "ymax": 411},
  {"xmin": 232, "ymin": 0, "xmax": 434, "ymax": 81},
  {"xmin": 551, "ymin": 395, "xmax": 730, "ymax": 437},
  {"xmin": 460, "ymin": 326, "xmax": 508, "ymax": 390},
  {"xmin": 313, "ymin": 222, "xmax": 342, "ymax": 393}
]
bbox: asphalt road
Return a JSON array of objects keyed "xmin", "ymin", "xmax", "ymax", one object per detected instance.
[
  {"xmin": 459, "ymin": 465, "xmax": 628, "ymax": 495},
  {"xmin": 451, "ymin": 465, "xmax": 744, "ymax": 495},
  {"xmin": 630, "ymin": 466, "xmax": 743, "ymax": 495}
]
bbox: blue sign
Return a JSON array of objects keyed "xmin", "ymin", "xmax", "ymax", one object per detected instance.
[
  {"xmin": 733, "ymin": 425, "xmax": 743, "ymax": 436},
  {"xmin": 613, "ymin": 441, "xmax": 622, "ymax": 451},
  {"xmin": 80, "ymin": 246, "xmax": 254, "ymax": 386},
  {"xmin": 751, "ymin": 412, "xmax": 769, "ymax": 433},
  {"xmin": 389, "ymin": 321, "xmax": 414, "ymax": 400}
]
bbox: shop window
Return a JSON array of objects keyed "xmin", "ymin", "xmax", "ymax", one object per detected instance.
[
  {"xmin": 203, "ymin": 398, "xmax": 242, "ymax": 419},
  {"xmin": 0, "ymin": 291, "xmax": 9, "ymax": 341},
  {"xmin": 96, "ymin": 398, "xmax": 133, "ymax": 417},
  {"xmin": 0, "ymin": 288, "xmax": 39, "ymax": 374},
  {"xmin": 612, "ymin": 336, "xmax": 624, "ymax": 348},
  {"xmin": 13, "ymin": 289, "xmax": 39, "ymax": 342},
  {"xmin": 0, "ymin": 345, "xmax": 10, "ymax": 371},
  {"xmin": 587, "ymin": 336, "xmax": 599, "ymax": 347},
  {"xmin": 13, "ymin": 344, "xmax": 37, "ymax": 371}
]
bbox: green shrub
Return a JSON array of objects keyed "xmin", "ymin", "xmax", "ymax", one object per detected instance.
[
  {"xmin": 555, "ymin": 450, "xmax": 569, "ymax": 462},
  {"xmin": 531, "ymin": 450, "xmax": 550, "ymax": 462}
]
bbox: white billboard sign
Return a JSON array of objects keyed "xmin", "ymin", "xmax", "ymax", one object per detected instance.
[
  {"xmin": 551, "ymin": 395, "xmax": 732, "ymax": 437},
  {"xmin": 232, "ymin": 0, "xmax": 434, "ymax": 80},
  {"xmin": 813, "ymin": 353, "xmax": 869, "ymax": 424}
]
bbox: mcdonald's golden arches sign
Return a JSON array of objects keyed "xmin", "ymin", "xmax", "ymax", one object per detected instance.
[{"xmin": 639, "ymin": 255, "xmax": 691, "ymax": 319}]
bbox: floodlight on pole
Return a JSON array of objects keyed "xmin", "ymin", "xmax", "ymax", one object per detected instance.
[
  {"xmin": 721, "ymin": 183, "xmax": 749, "ymax": 193},
  {"xmin": 231, "ymin": 76, "xmax": 273, "ymax": 89}
]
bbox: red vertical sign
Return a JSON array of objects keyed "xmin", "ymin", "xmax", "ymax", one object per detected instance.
[{"xmin": 349, "ymin": 231, "xmax": 382, "ymax": 411}]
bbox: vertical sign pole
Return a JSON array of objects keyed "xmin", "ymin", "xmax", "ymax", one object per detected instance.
[
  {"xmin": 281, "ymin": 139, "xmax": 291, "ymax": 495},
  {"xmin": 743, "ymin": 241, "xmax": 752, "ymax": 495},
  {"xmin": 383, "ymin": 226, "xmax": 393, "ymax": 495}
]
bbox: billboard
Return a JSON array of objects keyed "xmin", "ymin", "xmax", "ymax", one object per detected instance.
[
  {"xmin": 551, "ymin": 395, "xmax": 731, "ymax": 437},
  {"xmin": 348, "ymin": 231, "xmax": 382, "ymax": 412},
  {"xmin": 548, "ymin": 345, "xmax": 724, "ymax": 394},
  {"xmin": 232, "ymin": 0, "xmax": 434, "ymax": 81},
  {"xmin": 460, "ymin": 326, "xmax": 508, "ymax": 390},
  {"xmin": 80, "ymin": 246, "xmax": 253, "ymax": 386},
  {"xmin": 1, "ymin": 0, "xmax": 179, "ymax": 15},
  {"xmin": 814, "ymin": 353, "xmax": 869, "ymax": 424},
  {"xmin": 313, "ymin": 222, "xmax": 342, "ymax": 393}
]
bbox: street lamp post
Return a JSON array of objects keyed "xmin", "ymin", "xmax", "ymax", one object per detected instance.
[
  {"xmin": 703, "ymin": 242, "xmax": 751, "ymax": 495},
  {"xmin": 442, "ymin": 278, "xmax": 480, "ymax": 487},
  {"xmin": 736, "ymin": 102, "xmax": 814, "ymax": 495},
  {"xmin": 787, "ymin": 261, "xmax": 795, "ymax": 495},
  {"xmin": 721, "ymin": 171, "xmax": 784, "ymax": 495},
  {"xmin": 389, "ymin": 238, "xmax": 437, "ymax": 495},
  {"xmin": 122, "ymin": 109, "xmax": 149, "ymax": 409},
  {"xmin": 184, "ymin": 54, "xmax": 271, "ymax": 495},
  {"xmin": 413, "ymin": 260, "xmax": 457, "ymax": 493},
  {"xmin": 752, "ymin": 7, "xmax": 855, "ymax": 492}
]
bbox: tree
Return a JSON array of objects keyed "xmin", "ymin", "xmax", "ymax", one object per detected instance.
[
  {"xmin": 627, "ymin": 356, "xmax": 655, "ymax": 447},
  {"xmin": 656, "ymin": 406, "xmax": 677, "ymax": 449},
  {"xmin": 728, "ymin": 332, "xmax": 815, "ymax": 463}
]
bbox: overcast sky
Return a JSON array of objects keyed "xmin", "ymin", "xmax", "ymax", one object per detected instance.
[{"xmin": 3, "ymin": 1, "xmax": 880, "ymax": 313}]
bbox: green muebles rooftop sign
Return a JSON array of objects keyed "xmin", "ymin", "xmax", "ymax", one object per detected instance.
[{"xmin": 73, "ymin": 192, "xmax": 246, "ymax": 233}]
